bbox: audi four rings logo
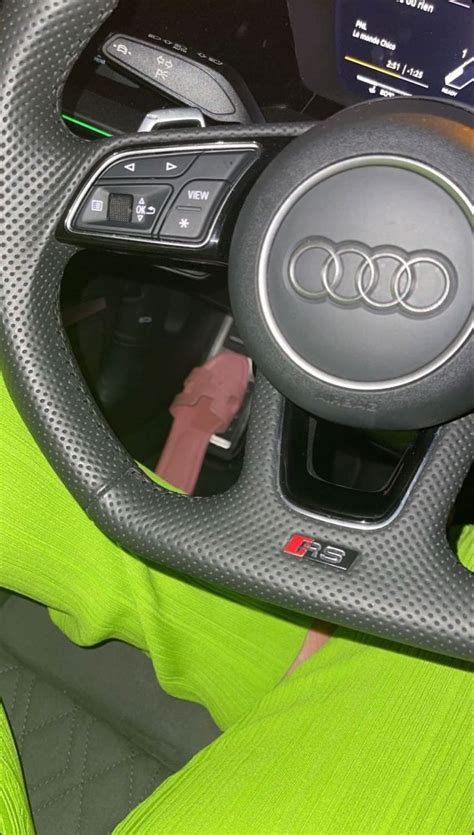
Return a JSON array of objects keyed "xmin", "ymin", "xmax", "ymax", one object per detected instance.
[{"xmin": 288, "ymin": 237, "xmax": 454, "ymax": 316}]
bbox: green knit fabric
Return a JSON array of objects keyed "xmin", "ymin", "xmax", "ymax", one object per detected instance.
[
  {"xmin": 0, "ymin": 703, "xmax": 34, "ymax": 835},
  {"xmin": 0, "ymin": 371, "xmax": 472, "ymax": 834}
]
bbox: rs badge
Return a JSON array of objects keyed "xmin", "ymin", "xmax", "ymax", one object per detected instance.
[{"xmin": 283, "ymin": 534, "xmax": 359, "ymax": 571}]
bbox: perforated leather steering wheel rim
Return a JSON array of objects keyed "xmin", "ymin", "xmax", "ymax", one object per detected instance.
[{"xmin": 1, "ymin": 0, "xmax": 472, "ymax": 662}]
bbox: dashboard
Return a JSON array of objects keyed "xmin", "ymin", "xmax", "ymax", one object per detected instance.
[
  {"xmin": 62, "ymin": 0, "xmax": 473, "ymax": 139},
  {"xmin": 289, "ymin": 0, "xmax": 474, "ymax": 106}
]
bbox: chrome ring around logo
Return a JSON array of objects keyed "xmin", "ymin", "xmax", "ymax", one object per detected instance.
[{"xmin": 288, "ymin": 236, "xmax": 454, "ymax": 315}]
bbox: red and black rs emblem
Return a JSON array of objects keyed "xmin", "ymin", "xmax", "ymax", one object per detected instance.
[{"xmin": 283, "ymin": 534, "xmax": 359, "ymax": 571}]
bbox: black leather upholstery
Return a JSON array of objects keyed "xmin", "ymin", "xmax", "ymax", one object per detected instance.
[{"xmin": 0, "ymin": 596, "xmax": 219, "ymax": 834}]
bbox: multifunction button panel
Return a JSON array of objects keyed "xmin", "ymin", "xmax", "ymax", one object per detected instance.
[{"xmin": 67, "ymin": 143, "xmax": 260, "ymax": 249}]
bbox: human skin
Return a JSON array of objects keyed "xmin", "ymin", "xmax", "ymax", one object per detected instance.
[{"xmin": 286, "ymin": 621, "xmax": 334, "ymax": 676}]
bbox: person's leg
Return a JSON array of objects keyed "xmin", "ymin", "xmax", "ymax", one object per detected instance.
[
  {"xmin": 2, "ymin": 370, "xmax": 472, "ymax": 833},
  {"xmin": 114, "ymin": 528, "xmax": 473, "ymax": 835},
  {"xmin": 0, "ymin": 703, "xmax": 34, "ymax": 835},
  {"xmin": 0, "ymin": 372, "xmax": 308, "ymax": 730}
]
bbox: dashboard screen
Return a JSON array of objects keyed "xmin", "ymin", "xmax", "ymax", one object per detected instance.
[{"xmin": 337, "ymin": 0, "xmax": 473, "ymax": 105}]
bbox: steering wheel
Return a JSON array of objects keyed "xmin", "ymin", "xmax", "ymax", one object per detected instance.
[{"xmin": 1, "ymin": 0, "xmax": 472, "ymax": 661}]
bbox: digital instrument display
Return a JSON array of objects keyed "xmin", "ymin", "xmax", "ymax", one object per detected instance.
[{"xmin": 337, "ymin": 0, "xmax": 473, "ymax": 106}]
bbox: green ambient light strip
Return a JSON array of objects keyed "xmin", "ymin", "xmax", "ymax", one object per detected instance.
[{"xmin": 62, "ymin": 113, "xmax": 113, "ymax": 137}]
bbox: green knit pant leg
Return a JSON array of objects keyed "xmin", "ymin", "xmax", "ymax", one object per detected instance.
[
  {"xmin": 115, "ymin": 530, "xmax": 473, "ymax": 835},
  {"xmin": 0, "ymin": 703, "xmax": 34, "ymax": 835},
  {"xmin": 1, "ymin": 367, "xmax": 473, "ymax": 834},
  {"xmin": 0, "ymin": 372, "xmax": 307, "ymax": 731}
]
